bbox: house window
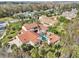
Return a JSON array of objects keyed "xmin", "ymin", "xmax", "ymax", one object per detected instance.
[
  {"xmin": 50, "ymin": 38, "xmax": 52, "ymax": 40},
  {"xmin": 33, "ymin": 27, "xmax": 38, "ymax": 29},
  {"xmin": 33, "ymin": 27, "xmax": 38, "ymax": 33},
  {"xmin": 34, "ymin": 30, "xmax": 38, "ymax": 32}
]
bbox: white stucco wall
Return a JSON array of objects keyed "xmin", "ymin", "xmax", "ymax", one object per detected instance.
[
  {"xmin": 27, "ymin": 40, "xmax": 34, "ymax": 46},
  {"xmin": 47, "ymin": 39, "xmax": 51, "ymax": 45},
  {"xmin": 8, "ymin": 36, "xmax": 23, "ymax": 47},
  {"xmin": 22, "ymin": 26, "xmax": 28, "ymax": 31}
]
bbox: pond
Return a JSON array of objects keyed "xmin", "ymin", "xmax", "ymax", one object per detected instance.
[
  {"xmin": 0, "ymin": 27, "xmax": 5, "ymax": 30},
  {"xmin": 0, "ymin": 22, "xmax": 7, "ymax": 38},
  {"xmin": 0, "ymin": 22, "xmax": 7, "ymax": 26}
]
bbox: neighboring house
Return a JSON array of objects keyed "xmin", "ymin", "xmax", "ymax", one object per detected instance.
[
  {"xmin": 62, "ymin": 8, "xmax": 78, "ymax": 20},
  {"xmin": 39, "ymin": 15, "xmax": 58, "ymax": 27}
]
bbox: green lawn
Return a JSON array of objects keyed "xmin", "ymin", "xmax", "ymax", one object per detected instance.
[
  {"xmin": 48, "ymin": 16, "xmax": 70, "ymax": 35},
  {"xmin": 1, "ymin": 21, "xmax": 23, "ymax": 45},
  {"xmin": 0, "ymin": 17, "xmax": 14, "ymax": 22},
  {"xmin": 48, "ymin": 22, "xmax": 66, "ymax": 35}
]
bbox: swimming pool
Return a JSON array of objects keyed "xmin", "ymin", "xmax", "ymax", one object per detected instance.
[{"xmin": 39, "ymin": 32, "xmax": 48, "ymax": 41}]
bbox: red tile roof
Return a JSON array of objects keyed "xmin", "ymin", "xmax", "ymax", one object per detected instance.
[
  {"xmin": 23, "ymin": 22, "xmax": 48, "ymax": 31},
  {"xmin": 39, "ymin": 24, "xmax": 48, "ymax": 31},
  {"xmin": 23, "ymin": 22, "xmax": 38, "ymax": 30},
  {"xmin": 49, "ymin": 33, "xmax": 60, "ymax": 43},
  {"xmin": 17, "ymin": 31, "xmax": 39, "ymax": 43},
  {"xmin": 39, "ymin": 15, "xmax": 58, "ymax": 26},
  {"xmin": 17, "ymin": 22, "xmax": 60, "ymax": 44}
]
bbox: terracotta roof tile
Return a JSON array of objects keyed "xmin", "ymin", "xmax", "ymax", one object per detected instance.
[
  {"xmin": 23, "ymin": 22, "xmax": 48, "ymax": 31},
  {"xmin": 39, "ymin": 15, "xmax": 58, "ymax": 26},
  {"xmin": 23, "ymin": 22, "xmax": 38, "ymax": 30},
  {"xmin": 49, "ymin": 33, "xmax": 60, "ymax": 43},
  {"xmin": 17, "ymin": 31, "xmax": 39, "ymax": 43},
  {"xmin": 39, "ymin": 24, "xmax": 48, "ymax": 31}
]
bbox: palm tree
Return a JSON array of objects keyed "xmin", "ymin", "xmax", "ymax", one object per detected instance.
[
  {"xmin": 30, "ymin": 47, "xmax": 39, "ymax": 58},
  {"xmin": 21, "ymin": 44, "xmax": 34, "ymax": 52},
  {"xmin": 46, "ymin": 51, "xmax": 55, "ymax": 58}
]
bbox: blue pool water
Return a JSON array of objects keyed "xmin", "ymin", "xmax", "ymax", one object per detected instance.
[
  {"xmin": 0, "ymin": 22, "xmax": 6, "ymax": 31},
  {"xmin": 39, "ymin": 32, "xmax": 48, "ymax": 41}
]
